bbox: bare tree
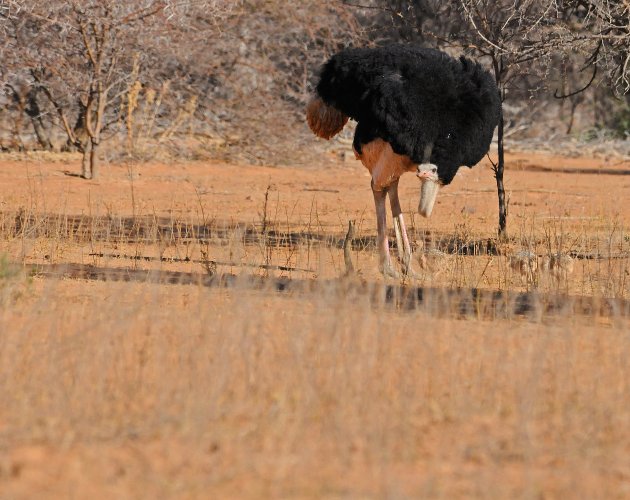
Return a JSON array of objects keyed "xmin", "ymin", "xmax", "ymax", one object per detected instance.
[
  {"xmin": 1, "ymin": 0, "xmax": 236, "ymax": 179},
  {"xmin": 451, "ymin": 0, "xmax": 574, "ymax": 236},
  {"xmin": 4, "ymin": 82, "xmax": 55, "ymax": 150},
  {"xmin": 457, "ymin": 0, "xmax": 630, "ymax": 234},
  {"xmin": 354, "ymin": 0, "xmax": 574, "ymax": 236},
  {"xmin": 561, "ymin": 0, "xmax": 630, "ymax": 95}
]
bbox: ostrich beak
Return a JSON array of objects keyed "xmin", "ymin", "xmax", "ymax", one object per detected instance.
[{"xmin": 416, "ymin": 163, "xmax": 440, "ymax": 218}]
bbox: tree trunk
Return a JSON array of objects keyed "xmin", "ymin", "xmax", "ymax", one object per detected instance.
[
  {"xmin": 81, "ymin": 140, "xmax": 92, "ymax": 179},
  {"xmin": 26, "ymin": 89, "xmax": 54, "ymax": 151},
  {"xmin": 90, "ymin": 139, "xmax": 99, "ymax": 179},
  {"xmin": 496, "ymin": 108, "xmax": 507, "ymax": 237},
  {"xmin": 10, "ymin": 95, "xmax": 26, "ymax": 151},
  {"xmin": 69, "ymin": 100, "xmax": 88, "ymax": 152}
]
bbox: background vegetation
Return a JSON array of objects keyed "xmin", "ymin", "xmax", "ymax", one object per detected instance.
[{"xmin": 0, "ymin": 0, "xmax": 628, "ymax": 172}]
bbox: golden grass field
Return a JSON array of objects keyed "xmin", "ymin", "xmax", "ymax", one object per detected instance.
[{"xmin": 0, "ymin": 150, "xmax": 629, "ymax": 498}]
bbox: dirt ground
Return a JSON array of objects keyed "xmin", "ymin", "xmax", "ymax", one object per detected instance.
[
  {"xmin": 1, "ymin": 149, "xmax": 628, "ymax": 229},
  {"xmin": 2, "ymin": 148, "xmax": 629, "ymax": 289},
  {"xmin": 0, "ymin": 150, "xmax": 630, "ymax": 499}
]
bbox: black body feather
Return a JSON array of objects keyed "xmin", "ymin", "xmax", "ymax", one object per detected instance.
[{"xmin": 315, "ymin": 45, "xmax": 501, "ymax": 185}]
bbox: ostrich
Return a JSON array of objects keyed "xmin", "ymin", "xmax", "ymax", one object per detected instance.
[{"xmin": 306, "ymin": 45, "xmax": 501, "ymax": 277}]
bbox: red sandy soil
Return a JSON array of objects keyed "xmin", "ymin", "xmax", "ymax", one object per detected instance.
[
  {"xmin": 0, "ymin": 151, "xmax": 629, "ymax": 499},
  {"xmin": 0, "ymin": 150, "xmax": 628, "ymax": 233}
]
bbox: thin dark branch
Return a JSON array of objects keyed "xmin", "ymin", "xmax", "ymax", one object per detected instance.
[
  {"xmin": 120, "ymin": 4, "xmax": 166, "ymax": 24},
  {"xmin": 340, "ymin": 1, "xmax": 393, "ymax": 11},
  {"xmin": 554, "ymin": 63, "xmax": 598, "ymax": 98}
]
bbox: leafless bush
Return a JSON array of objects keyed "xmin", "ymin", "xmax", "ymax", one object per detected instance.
[
  {"xmin": 347, "ymin": 0, "xmax": 629, "ymax": 236},
  {"xmin": 0, "ymin": 0, "xmax": 370, "ymax": 166},
  {"xmin": 0, "ymin": 0, "xmax": 238, "ymax": 177},
  {"xmin": 187, "ymin": 1, "xmax": 367, "ymax": 165}
]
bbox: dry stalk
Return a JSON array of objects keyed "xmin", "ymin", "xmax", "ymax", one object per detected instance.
[{"xmin": 343, "ymin": 220, "xmax": 356, "ymax": 275}]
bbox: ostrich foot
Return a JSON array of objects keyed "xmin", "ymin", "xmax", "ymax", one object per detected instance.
[
  {"xmin": 380, "ymin": 260, "xmax": 401, "ymax": 279},
  {"xmin": 393, "ymin": 215, "xmax": 420, "ymax": 279},
  {"xmin": 402, "ymin": 261, "xmax": 422, "ymax": 279}
]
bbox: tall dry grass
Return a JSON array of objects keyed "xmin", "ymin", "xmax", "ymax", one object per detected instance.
[
  {"xmin": 0, "ymin": 185, "xmax": 628, "ymax": 298},
  {"xmin": 0, "ymin": 171, "xmax": 629, "ymax": 497},
  {"xmin": 0, "ymin": 275, "xmax": 629, "ymax": 498}
]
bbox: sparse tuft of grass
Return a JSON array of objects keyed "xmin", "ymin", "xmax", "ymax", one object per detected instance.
[{"xmin": 0, "ymin": 252, "xmax": 28, "ymax": 305}]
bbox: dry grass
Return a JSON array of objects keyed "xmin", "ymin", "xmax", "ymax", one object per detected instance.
[
  {"xmin": 0, "ymin": 156, "xmax": 629, "ymax": 498},
  {"xmin": 0, "ymin": 275, "xmax": 629, "ymax": 498},
  {"xmin": 0, "ymin": 186, "xmax": 628, "ymax": 298}
]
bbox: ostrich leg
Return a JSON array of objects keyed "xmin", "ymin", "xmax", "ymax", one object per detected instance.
[
  {"xmin": 388, "ymin": 180, "xmax": 418, "ymax": 277},
  {"xmin": 372, "ymin": 183, "xmax": 399, "ymax": 278}
]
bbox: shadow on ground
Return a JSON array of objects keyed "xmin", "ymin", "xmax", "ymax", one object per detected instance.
[{"xmin": 28, "ymin": 263, "xmax": 630, "ymax": 322}]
